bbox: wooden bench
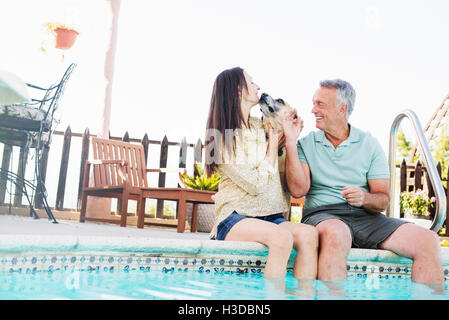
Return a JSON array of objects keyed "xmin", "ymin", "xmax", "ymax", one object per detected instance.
[{"xmin": 79, "ymin": 137, "xmax": 146, "ymax": 227}]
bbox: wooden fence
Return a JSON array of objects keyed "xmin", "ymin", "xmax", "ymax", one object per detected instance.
[
  {"xmin": 397, "ymin": 158, "xmax": 449, "ymax": 235},
  {"xmin": 0, "ymin": 126, "xmax": 203, "ymax": 219}
]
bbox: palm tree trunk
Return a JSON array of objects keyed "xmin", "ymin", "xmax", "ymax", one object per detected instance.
[
  {"xmin": 86, "ymin": 0, "xmax": 121, "ymax": 220},
  {"xmin": 101, "ymin": 0, "xmax": 121, "ymax": 138}
]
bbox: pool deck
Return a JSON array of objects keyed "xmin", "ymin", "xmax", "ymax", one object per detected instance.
[{"xmin": 0, "ymin": 214, "xmax": 210, "ymax": 240}]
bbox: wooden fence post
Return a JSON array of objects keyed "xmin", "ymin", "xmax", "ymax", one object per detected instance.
[
  {"xmin": 156, "ymin": 135, "xmax": 168, "ymax": 218},
  {"xmin": 55, "ymin": 126, "xmax": 72, "ymax": 210},
  {"xmin": 399, "ymin": 159, "xmax": 407, "ymax": 218},
  {"xmin": 141, "ymin": 133, "xmax": 150, "ymax": 165},
  {"xmin": 77, "ymin": 128, "xmax": 90, "ymax": 210},
  {"xmin": 177, "ymin": 137, "xmax": 187, "ymax": 188},
  {"xmin": 426, "ymin": 161, "xmax": 441, "ymax": 219},
  {"xmin": 414, "ymin": 161, "xmax": 423, "ymax": 191},
  {"xmin": 0, "ymin": 144, "xmax": 13, "ymax": 204},
  {"xmin": 193, "ymin": 138, "xmax": 202, "ymax": 177}
]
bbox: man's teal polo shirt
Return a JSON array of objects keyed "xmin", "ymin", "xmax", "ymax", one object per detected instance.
[{"xmin": 296, "ymin": 124, "xmax": 389, "ymax": 209}]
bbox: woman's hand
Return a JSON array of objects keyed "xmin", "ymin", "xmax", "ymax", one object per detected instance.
[
  {"xmin": 266, "ymin": 122, "xmax": 279, "ymax": 150},
  {"xmin": 282, "ymin": 109, "xmax": 303, "ymax": 145},
  {"xmin": 265, "ymin": 122, "xmax": 279, "ymax": 166}
]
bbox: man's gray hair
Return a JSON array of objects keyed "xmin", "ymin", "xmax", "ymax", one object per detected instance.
[{"xmin": 320, "ymin": 79, "xmax": 356, "ymax": 117}]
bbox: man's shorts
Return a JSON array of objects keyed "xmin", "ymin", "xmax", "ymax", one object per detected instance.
[
  {"xmin": 301, "ymin": 203, "xmax": 410, "ymax": 249},
  {"xmin": 216, "ymin": 211, "xmax": 288, "ymax": 241}
]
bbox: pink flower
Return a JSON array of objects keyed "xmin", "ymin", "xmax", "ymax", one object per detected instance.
[{"xmin": 431, "ymin": 197, "xmax": 436, "ymax": 203}]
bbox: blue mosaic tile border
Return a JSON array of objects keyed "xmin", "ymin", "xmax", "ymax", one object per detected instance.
[{"xmin": 0, "ymin": 253, "xmax": 266, "ymax": 275}]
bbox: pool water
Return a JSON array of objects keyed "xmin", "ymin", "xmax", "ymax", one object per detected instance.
[{"xmin": 1, "ymin": 269, "xmax": 448, "ymax": 300}]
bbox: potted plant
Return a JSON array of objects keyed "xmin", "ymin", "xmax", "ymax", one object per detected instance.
[
  {"xmin": 44, "ymin": 22, "xmax": 79, "ymax": 50},
  {"xmin": 179, "ymin": 163, "xmax": 220, "ymax": 232},
  {"xmin": 399, "ymin": 189, "xmax": 435, "ymax": 220}
]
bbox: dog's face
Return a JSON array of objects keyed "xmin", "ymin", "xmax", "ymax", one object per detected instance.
[
  {"xmin": 259, "ymin": 92, "xmax": 293, "ymax": 131},
  {"xmin": 259, "ymin": 93, "xmax": 287, "ymax": 119}
]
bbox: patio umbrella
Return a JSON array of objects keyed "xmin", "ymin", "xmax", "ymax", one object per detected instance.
[{"xmin": 0, "ymin": 70, "xmax": 30, "ymax": 106}]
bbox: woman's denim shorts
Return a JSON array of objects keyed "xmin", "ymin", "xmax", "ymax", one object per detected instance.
[{"xmin": 216, "ymin": 211, "xmax": 288, "ymax": 241}]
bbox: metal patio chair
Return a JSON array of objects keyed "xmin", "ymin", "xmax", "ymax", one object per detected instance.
[{"xmin": 0, "ymin": 63, "xmax": 77, "ymax": 223}]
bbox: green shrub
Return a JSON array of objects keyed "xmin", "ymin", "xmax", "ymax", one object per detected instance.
[
  {"xmin": 180, "ymin": 163, "xmax": 221, "ymax": 191},
  {"xmin": 400, "ymin": 189, "xmax": 435, "ymax": 216}
]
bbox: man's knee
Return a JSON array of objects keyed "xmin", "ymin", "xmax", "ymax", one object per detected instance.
[
  {"xmin": 316, "ymin": 219, "xmax": 352, "ymax": 251},
  {"xmin": 381, "ymin": 223, "xmax": 441, "ymax": 260},
  {"xmin": 415, "ymin": 228, "xmax": 440, "ymax": 256}
]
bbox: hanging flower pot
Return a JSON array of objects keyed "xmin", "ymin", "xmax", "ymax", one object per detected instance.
[
  {"xmin": 43, "ymin": 22, "xmax": 79, "ymax": 51},
  {"xmin": 54, "ymin": 27, "xmax": 79, "ymax": 50}
]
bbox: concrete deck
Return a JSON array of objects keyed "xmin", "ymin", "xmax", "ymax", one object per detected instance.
[{"xmin": 0, "ymin": 214, "xmax": 210, "ymax": 240}]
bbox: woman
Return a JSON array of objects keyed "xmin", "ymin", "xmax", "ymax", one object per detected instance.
[{"xmin": 204, "ymin": 67, "xmax": 318, "ymax": 279}]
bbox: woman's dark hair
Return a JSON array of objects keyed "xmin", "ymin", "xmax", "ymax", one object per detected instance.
[{"xmin": 204, "ymin": 67, "xmax": 248, "ymax": 177}]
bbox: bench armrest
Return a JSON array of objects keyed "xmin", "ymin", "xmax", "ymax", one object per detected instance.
[
  {"xmin": 87, "ymin": 159, "xmax": 129, "ymax": 166},
  {"xmin": 146, "ymin": 168, "xmax": 187, "ymax": 173}
]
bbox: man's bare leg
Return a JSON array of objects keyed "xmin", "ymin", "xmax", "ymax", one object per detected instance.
[{"xmin": 379, "ymin": 223, "xmax": 443, "ymax": 285}]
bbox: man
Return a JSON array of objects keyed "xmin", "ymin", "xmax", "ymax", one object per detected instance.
[{"xmin": 282, "ymin": 79, "xmax": 443, "ymax": 284}]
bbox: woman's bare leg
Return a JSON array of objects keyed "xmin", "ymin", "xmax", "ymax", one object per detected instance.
[
  {"xmin": 225, "ymin": 218, "xmax": 293, "ymax": 278},
  {"xmin": 279, "ymin": 221, "xmax": 319, "ymax": 279}
]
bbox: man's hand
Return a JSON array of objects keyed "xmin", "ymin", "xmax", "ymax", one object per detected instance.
[
  {"xmin": 341, "ymin": 186, "xmax": 365, "ymax": 207},
  {"xmin": 282, "ymin": 109, "xmax": 303, "ymax": 145}
]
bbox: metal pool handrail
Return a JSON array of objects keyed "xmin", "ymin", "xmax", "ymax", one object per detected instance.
[{"xmin": 387, "ymin": 109, "xmax": 446, "ymax": 232}]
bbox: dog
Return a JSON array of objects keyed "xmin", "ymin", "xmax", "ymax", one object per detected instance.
[
  {"xmin": 258, "ymin": 92, "xmax": 296, "ymax": 194},
  {"xmin": 259, "ymin": 92, "xmax": 294, "ymax": 132}
]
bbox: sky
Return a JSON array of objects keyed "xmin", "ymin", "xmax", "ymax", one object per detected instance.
[{"xmin": 1, "ymin": 0, "xmax": 449, "ymax": 208}]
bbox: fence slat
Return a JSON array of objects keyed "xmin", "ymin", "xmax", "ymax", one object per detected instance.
[
  {"xmin": 426, "ymin": 161, "xmax": 442, "ymax": 218},
  {"xmin": 56, "ymin": 126, "xmax": 72, "ymax": 210},
  {"xmin": 193, "ymin": 138, "xmax": 202, "ymax": 177},
  {"xmin": 77, "ymin": 128, "xmax": 90, "ymax": 210},
  {"xmin": 414, "ymin": 161, "xmax": 423, "ymax": 190},
  {"xmin": 399, "ymin": 159, "xmax": 407, "ymax": 218},
  {"xmin": 141, "ymin": 133, "xmax": 150, "ymax": 165},
  {"xmin": 179, "ymin": 137, "xmax": 187, "ymax": 169},
  {"xmin": 177, "ymin": 137, "xmax": 187, "ymax": 188},
  {"xmin": 156, "ymin": 135, "xmax": 169, "ymax": 218}
]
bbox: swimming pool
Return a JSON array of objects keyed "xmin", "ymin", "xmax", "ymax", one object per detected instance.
[
  {"xmin": 2, "ymin": 268, "xmax": 448, "ymax": 300},
  {"xmin": 1, "ymin": 234, "xmax": 448, "ymax": 300}
]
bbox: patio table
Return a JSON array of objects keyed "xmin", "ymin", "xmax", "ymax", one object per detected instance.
[{"xmin": 138, "ymin": 188, "xmax": 215, "ymax": 233}]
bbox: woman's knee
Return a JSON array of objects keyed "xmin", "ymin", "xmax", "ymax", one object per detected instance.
[
  {"xmin": 266, "ymin": 227, "xmax": 294, "ymax": 252},
  {"xmin": 291, "ymin": 224, "xmax": 319, "ymax": 249}
]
